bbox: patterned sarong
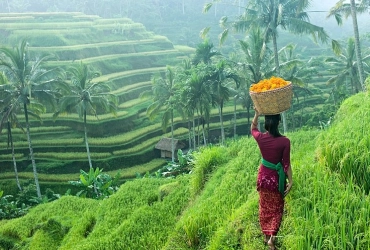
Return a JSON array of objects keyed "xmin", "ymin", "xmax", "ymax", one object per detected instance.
[{"xmin": 258, "ymin": 188, "xmax": 284, "ymax": 236}]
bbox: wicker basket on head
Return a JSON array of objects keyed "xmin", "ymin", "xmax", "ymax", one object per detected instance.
[{"xmin": 249, "ymin": 82, "xmax": 293, "ymax": 115}]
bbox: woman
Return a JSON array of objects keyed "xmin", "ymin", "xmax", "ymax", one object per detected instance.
[{"xmin": 250, "ymin": 108, "xmax": 293, "ymax": 249}]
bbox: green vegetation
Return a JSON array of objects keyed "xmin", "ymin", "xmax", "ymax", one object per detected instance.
[
  {"xmin": 1, "ymin": 90, "xmax": 370, "ymax": 249},
  {"xmin": 0, "ymin": 12, "xmax": 197, "ymax": 190},
  {"xmin": 0, "ymin": 4, "xmax": 370, "ymax": 248},
  {"xmin": 0, "ymin": 9, "xmax": 352, "ymax": 187},
  {"xmin": 69, "ymin": 167, "xmax": 120, "ymax": 199},
  {"xmin": 317, "ymin": 90, "xmax": 370, "ymax": 193}
]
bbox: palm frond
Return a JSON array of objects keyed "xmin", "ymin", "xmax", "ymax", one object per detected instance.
[
  {"xmin": 331, "ymin": 39, "xmax": 342, "ymax": 56},
  {"xmin": 161, "ymin": 109, "xmax": 172, "ymax": 132},
  {"xmin": 200, "ymin": 27, "xmax": 211, "ymax": 40},
  {"xmin": 219, "ymin": 29, "xmax": 229, "ymax": 46},
  {"xmin": 219, "ymin": 16, "xmax": 228, "ymax": 29},
  {"xmin": 203, "ymin": 3, "xmax": 213, "ymax": 14}
]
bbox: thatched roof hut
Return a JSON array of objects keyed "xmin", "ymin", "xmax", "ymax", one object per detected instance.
[{"xmin": 155, "ymin": 138, "xmax": 185, "ymax": 159}]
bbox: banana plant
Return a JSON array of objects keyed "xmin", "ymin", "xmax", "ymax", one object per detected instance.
[{"xmin": 69, "ymin": 167, "xmax": 120, "ymax": 200}]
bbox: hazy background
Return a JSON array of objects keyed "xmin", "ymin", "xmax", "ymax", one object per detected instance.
[
  {"xmin": 309, "ymin": 0, "xmax": 370, "ymax": 39},
  {"xmin": 0, "ymin": 0, "xmax": 368, "ymax": 47}
]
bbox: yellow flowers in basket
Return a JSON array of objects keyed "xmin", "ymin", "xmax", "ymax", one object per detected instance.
[
  {"xmin": 250, "ymin": 76, "xmax": 289, "ymax": 93},
  {"xmin": 249, "ymin": 76, "xmax": 292, "ymax": 114}
]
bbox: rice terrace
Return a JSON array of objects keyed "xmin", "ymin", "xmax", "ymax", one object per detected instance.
[{"xmin": 1, "ymin": 0, "xmax": 370, "ymax": 249}]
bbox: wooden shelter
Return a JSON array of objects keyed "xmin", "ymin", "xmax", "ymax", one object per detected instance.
[{"xmin": 155, "ymin": 138, "xmax": 185, "ymax": 159}]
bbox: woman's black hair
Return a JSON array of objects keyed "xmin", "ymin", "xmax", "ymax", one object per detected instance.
[{"xmin": 264, "ymin": 114, "xmax": 282, "ymax": 137}]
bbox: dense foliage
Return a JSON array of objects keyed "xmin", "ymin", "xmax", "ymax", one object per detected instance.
[
  {"xmin": 1, "ymin": 87, "xmax": 370, "ymax": 249},
  {"xmin": 69, "ymin": 167, "xmax": 120, "ymax": 199}
]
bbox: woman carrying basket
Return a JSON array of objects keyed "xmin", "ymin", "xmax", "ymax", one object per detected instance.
[{"xmin": 250, "ymin": 108, "xmax": 293, "ymax": 249}]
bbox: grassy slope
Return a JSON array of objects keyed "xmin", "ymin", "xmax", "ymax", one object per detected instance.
[{"xmin": 1, "ymin": 90, "xmax": 370, "ymax": 249}]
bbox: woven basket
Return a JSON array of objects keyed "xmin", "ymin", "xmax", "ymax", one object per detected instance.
[{"xmin": 249, "ymin": 82, "xmax": 293, "ymax": 115}]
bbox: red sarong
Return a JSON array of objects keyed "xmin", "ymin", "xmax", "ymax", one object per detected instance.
[{"xmin": 258, "ymin": 188, "xmax": 284, "ymax": 236}]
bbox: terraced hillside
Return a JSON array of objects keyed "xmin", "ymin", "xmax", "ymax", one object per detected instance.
[
  {"xmin": 0, "ymin": 11, "xmax": 346, "ymax": 194},
  {"xmin": 0, "ymin": 13, "xmax": 194, "ymax": 183},
  {"xmin": 0, "ymin": 12, "xmax": 253, "ymax": 192}
]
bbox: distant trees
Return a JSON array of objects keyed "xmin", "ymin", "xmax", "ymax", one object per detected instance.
[
  {"xmin": 0, "ymin": 42, "xmax": 118, "ymax": 197},
  {"xmin": 142, "ymin": 66, "xmax": 183, "ymax": 163},
  {"xmin": 325, "ymin": 37, "xmax": 370, "ymax": 95},
  {"xmin": 208, "ymin": 60, "xmax": 240, "ymax": 144},
  {"xmin": 205, "ymin": 0, "xmax": 335, "ymax": 72},
  {"xmin": 0, "ymin": 39, "xmax": 64, "ymax": 198},
  {"xmin": 184, "ymin": 68, "xmax": 212, "ymax": 146},
  {"xmin": 204, "ymin": 0, "xmax": 339, "ymax": 133},
  {"xmin": 328, "ymin": 0, "xmax": 369, "ymax": 91},
  {"xmin": 143, "ymin": 39, "xmax": 243, "ymax": 148}
]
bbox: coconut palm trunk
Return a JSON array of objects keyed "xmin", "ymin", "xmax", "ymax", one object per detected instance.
[
  {"xmin": 272, "ymin": 33, "xmax": 288, "ymax": 133},
  {"xmin": 192, "ymin": 118, "xmax": 196, "ymax": 149},
  {"xmin": 234, "ymin": 97, "xmax": 237, "ymax": 138},
  {"xmin": 5, "ymin": 0, "xmax": 10, "ymax": 12},
  {"xmin": 272, "ymin": 33, "xmax": 280, "ymax": 75},
  {"xmin": 83, "ymin": 110, "xmax": 98, "ymax": 195},
  {"xmin": 83, "ymin": 110, "xmax": 93, "ymax": 169},
  {"xmin": 218, "ymin": 104, "xmax": 225, "ymax": 145},
  {"xmin": 7, "ymin": 121, "xmax": 21, "ymax": 190},
  {"xmin": 197, "ymin": 116, "xmax": 201, "ymax": 146},
  {"xmin": 24, "ymin": 103, "xmax": 41, "ymax": 198},
  {"xmin": 202, "ymin": 124, "xmax": 207, "ymax": 145},
  {"xmin": 187, "ymin": 120, "xmax": 192, "ymax": 149},
  {"xmin": 170, "ymin": 111, "xmax": 175, "ymax": 163},
  {"xmin": 350, "ymin": 0, "xmax": 365, "ymax": 91}
]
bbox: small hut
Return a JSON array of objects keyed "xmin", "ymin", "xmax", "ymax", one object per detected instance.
[{"xmin": 155, "ymin": 138, "xmax": 185, "ymax": 159}]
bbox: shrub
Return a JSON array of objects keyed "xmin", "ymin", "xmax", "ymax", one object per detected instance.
[
  {"xmin": 152, "ymin": 149, "xmax": 195, "ymax": 178},
  {"xmin": 0, "ymin": 191, "xmax": 29, "ymax": 220},
  {"xmin": 69, "ymin": 168, "xmax": 120, "ymax": 199}
]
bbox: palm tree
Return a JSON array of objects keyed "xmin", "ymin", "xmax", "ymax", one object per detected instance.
[
  {"xmin": 177, "ymin": 59, "xmax": 196, "ymax": 149},
  {"xmin": 328, "ymin": 0, "xmax": 368, "ymax": 91},
  {"xmin": 206, "ymin": 0, "xmax": 335, "ymax": 70},
  {"xmin": 143, "ymin": 66, "xmax": 183, "ymax": 162},
  {"xmin": 278, "ymin": 44, "xmax": 320, "ymax": 129},
  {"xmin": 54, "ymin": 61, "xmax": 117, "ymax": 169},
  {"xmin": 190, "ymin": 40, "xmax": 220, "ymax": 143},
  {"xmin": 207, "ymin": 60, "xmax": 240, "ymax": 144},
  {"xmin": 325, "ymin": 37, "xmax": 370, "ymax": 95},
  {"xmin": 236, "ymin": 27, "xmax": 275, "ymax": 132},
  {"xmin": 184, "ymin": 68, "xmax": 212, "ymax": 147},
  {"xmin": 192, "ymin": 39, "xmax": 221, "ymax": 66},
  {"xmin": 0, "ymin": 73, "xmax": 22, "ymax": 190},
  {"xmin": 238, "ymin": 28, "xmax": 272, "ymax": 84},
  {"xmin": 0, "ymin": 40, "xmax": 63, "ymax": 198}
]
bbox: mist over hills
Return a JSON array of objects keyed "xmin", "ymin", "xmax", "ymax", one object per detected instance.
[{"xmin": 0, "ymin": 0, "xmax": 368, "ymax": 45}]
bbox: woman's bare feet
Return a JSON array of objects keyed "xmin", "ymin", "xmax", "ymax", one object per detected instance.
[{"xmin": 267, "ymin": 236, "xmax": 275, "ymax": 250}]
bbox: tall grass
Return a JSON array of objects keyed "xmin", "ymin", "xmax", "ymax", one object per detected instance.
[
  {"xmin": 281, "ymin": 129, "xmax": 370, "ymax": 249},
  {"xmin": 164, "ymin": 138, "xmax": 260, "ymax": 249},
  {"xmin": 317, "ymin": 92, "xmax": 370, "ymax": 193}
]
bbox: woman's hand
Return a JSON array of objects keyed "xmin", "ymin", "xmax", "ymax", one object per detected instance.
[
  {"xmin": 253, "ymin": 107, "xmax": 260, "ymax": 117},
  {"xmin": 284, "ymin": 181, "xmax": 292, "ymax": 197},
  {"xmin": 251, "ymin": 107, "xmax": 260, "ymax": 130}
]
